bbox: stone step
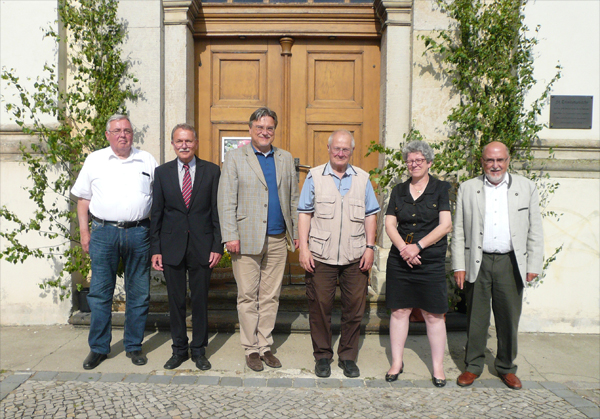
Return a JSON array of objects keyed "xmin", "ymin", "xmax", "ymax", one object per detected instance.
[{"xmin": 71, "ymin": 283, "xmax": 467, "ymax": 334}]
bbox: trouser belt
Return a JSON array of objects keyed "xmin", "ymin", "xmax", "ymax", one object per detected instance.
[{"xmin": 91, "ymin": 214, "xmax": 150, "ymax": 229}]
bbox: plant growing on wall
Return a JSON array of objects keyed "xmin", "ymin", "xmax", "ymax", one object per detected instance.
[
  {"xmin": 0, "ymin": 0, "xmax": 137, "ymax": 300},
  {"xmin": 369, "ymin": 0, "xmax": 562, "ymax": 291}
]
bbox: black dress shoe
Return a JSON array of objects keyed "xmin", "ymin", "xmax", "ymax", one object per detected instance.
[
  {"xmin": 83, "ymin": 351, "xmax": 107, "ymax": 370},
  {"xmin": 126, "ymin": 351, "xmax": 147, "ymax": 366},
  {"xmin": 338, "ymin": 360, "xmax": 360, "ymax": 378},
  {"xmin": 385, "ymin": 362, "xmax": 404, "ymax": 382},
  {"xmin": 164, "ymin": 354, "xmax": 189, "ymax": 370},
  {"xmin": 315, "ymin": 358, "xmax": 331, "ymax": 378},
  {"xmin": 432, "ymin": 376, "xmax": 447, "ymax": 387},
  {"xmin": 191, "ymin": 354, "xmax": 211, "ymax": 371}
]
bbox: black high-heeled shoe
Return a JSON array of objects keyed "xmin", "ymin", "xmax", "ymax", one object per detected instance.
[
  {"xmin": 432, "ymin": 376, "xmax": 446, "ymax": 387},
  {"xmin": 385, "ymin": 362, "xmax": 404, "ymax": 382}
]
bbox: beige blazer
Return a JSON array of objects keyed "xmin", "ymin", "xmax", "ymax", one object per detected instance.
[
  {"xmin": 451, "ymin": 173, "xmax": 544, "ymax": 286},
  {"xmin": 217, "ymin": 143, "xmax": 299, "ymax": 255}
]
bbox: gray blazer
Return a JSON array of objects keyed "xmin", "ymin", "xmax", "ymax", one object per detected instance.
[
  {"xmin": 217, "ymin": 143, "xmax": 299, "ymax": 255},
  {"xmin": 451, "ymin": 173, "xmax": 544, "ymax": 285}
]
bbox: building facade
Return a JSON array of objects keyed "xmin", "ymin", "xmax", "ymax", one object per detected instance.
[{"xmin": 1, "ymin": 0, "xmax": 598, "ymax": 332}]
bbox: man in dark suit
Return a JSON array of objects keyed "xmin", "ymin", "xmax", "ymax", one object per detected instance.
[{"xmin": 150, "ymin": 123, "xmax": 223, "ymax": 370}]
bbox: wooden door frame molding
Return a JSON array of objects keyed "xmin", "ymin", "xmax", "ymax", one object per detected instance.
[{"xmin": 190, "ymin": 3, "xmax": 382, "ymax": 38}]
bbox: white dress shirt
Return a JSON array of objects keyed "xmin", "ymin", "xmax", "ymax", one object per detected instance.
[
  {"xmin": 71, "ymin": 146, "xmax": 158, "ymax": 221},
  {"xmin": 482, "ymin": 174, "xmax": 513, "ymax": 253}
]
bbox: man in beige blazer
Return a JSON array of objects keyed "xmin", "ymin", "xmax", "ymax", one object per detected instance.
[
  {"xmin": 452, "ymin": 141, "xmax": 544, "ymax": 390},
  {"xmin": 218, "ymin": 107, "xmax": 299, "ymax": 371}
]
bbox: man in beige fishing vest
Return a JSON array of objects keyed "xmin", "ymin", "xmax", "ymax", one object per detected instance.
[{"xmin": 298, "ymin": 130, "xmax": 380, "ymax": 378}]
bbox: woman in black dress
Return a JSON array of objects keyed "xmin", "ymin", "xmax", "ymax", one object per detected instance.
[{"xmin": 384, "ymin": 140, "xmax": 452, "ymax": 387}]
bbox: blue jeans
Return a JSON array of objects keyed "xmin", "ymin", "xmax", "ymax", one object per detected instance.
[{"xmin": 88, "ymin": 220, "xmax": 151, "ymax": 354}]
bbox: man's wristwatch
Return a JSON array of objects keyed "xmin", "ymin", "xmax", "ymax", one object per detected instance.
[{"xmin": 366, "ymin": 245, "xmax": 376, "ymax": 251}]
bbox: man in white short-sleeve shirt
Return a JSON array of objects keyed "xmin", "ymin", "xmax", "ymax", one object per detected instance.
[{"xmin": 71, "ymin": 114, "xmax": 157, "ymax": 370}]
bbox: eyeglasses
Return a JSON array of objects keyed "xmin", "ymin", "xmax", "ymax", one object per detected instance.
[
  {"xmin": 330, "ymin": 147, "xmax": 352, "ymax": 156},
  {"xmin": 252, "ymin": 125, "xmax": 275, "ymax": 134},
  {"xmin": 406, "ymin": 158, "xmax": 426, "ymax": 166},
  {"xmin": 173, "ymin": 140, "xmax": 196, "ymax": 148},
  {"xmin": 483, "ymin": 158, "xmax": 508, "ymax": 165},
  {"xmin": 108, "ymin": 129, "xmax": 133, "ymax": 136}
]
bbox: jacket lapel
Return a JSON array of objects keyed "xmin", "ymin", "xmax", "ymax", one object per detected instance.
[
  {"xmin": 476, "ymin": 175, "xmax": 485, "ymax": 220},
  {"xmin": 274, "ymin": 147, "xmax": 283, "ymax": 187},
  {"xmin": 244, "ymin": 144, "xmax": 267, "ymax": 187},
  {"xmin": 188, "ymin": 156, "xmax": 204, "ymax": 209}
]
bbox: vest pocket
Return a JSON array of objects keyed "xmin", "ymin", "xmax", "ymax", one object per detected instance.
[
  {"xmin": 315, "ymin": 196, "xmax": 335, "ymax": 219},
  {"xmin": 347, "ymin": 233, "xmax": 366, "ymax": 261},
  {"xmin": 348, "ymin": 198, "xmax": 365, "ymax": 222},
  {"xmin": 309, "ymin": 228, "xmax": 331, "ymax": 257}
]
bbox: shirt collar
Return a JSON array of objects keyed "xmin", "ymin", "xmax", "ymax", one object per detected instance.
[
  {"xmin": 177, "ymin": 158, "xmax": 196, "ymax": 171},
  {"xmin": 107, "ymin": 146, "xmax": 141, "ymax": 162},
  {"xmin": 323, "ymin": 162, "xmax": 356, "ymax": 178},
  {"xmin": 484, "ymin": 173, "xmax": 509, "ymax": 188},
  {"xmin": 251, "ymin": 144, "xmax": 274, "ymax": 157}
]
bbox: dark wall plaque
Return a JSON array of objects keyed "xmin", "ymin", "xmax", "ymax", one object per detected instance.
[{"xmin": 549, "ymin": 95, "xmax": 593, "ymax": 129}]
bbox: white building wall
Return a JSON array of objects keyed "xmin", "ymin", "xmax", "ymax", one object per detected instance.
[{"xmin": 0, "ymin": 1, "xmax": 70, "ymax": 324}]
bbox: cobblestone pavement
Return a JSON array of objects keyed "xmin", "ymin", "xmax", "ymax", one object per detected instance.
[{"xmin": 2, "ymin": 371, "xmax": 598, "ymax": 419}]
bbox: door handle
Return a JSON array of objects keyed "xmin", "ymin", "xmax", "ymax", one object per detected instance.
[{"xmin": 294, "ymin": 158, "xmax": 311, "ymax": 183}]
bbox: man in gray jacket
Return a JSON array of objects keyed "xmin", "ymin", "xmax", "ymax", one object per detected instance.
[
  {"xmin": 218, "ymin": 107, "xmax": 298, "ymax": 372},
  {"xmin": 452, "ymin": 141, "xmax": 544, "ymax": 390}
]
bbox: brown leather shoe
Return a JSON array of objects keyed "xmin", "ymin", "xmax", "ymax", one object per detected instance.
[
  {"xmin": 457, "ymin": 371, "xmax": 479, "ymax": 387},
  {"xmin": 260, "ymin": 351, "xmax": 282, "ymax": 368},
  {"xmin": 500, "ymin": 373, "xmax": 522, "ymax": 390},
  {"xmin": 246, "ymin": 353, "xmax": 264, "ymax": 371}
]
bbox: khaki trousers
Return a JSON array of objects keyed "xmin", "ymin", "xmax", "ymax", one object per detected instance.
[{"xmin": 232, "ymin": 233, "xmax": 287, "ymax": 356}]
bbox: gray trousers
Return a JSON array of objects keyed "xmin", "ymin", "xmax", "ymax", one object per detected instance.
[{"xmin": 464, "ymin": 252, "xmax": 523, "ymax": 376}]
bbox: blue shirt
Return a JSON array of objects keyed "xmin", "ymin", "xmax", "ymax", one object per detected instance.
[
  {"xmin": 253, "ymin": 145, "xmax": 286, "ymax": 235},
  {"xmin": 298, "ymin": 162, "xmax": 380, "ymax": 215}
]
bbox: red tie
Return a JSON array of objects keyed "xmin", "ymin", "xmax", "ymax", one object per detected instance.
[{"xmin": 182, "ymin": 163, "xmax": 192, "ymax": 208}]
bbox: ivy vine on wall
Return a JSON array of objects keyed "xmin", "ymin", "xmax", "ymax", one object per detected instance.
[{"xmin": 1, "ymin": 0, "xmax": 137, "ymax": 300}]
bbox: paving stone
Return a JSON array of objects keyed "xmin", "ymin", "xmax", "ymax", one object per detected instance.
[
  {"xmin": 293, "ymin": 378, "xmax": 316, "ymax": 388},
  {"xmin": 196, "ymin": 376, "xmax": 220, "ymax": 386},
  {"xmin": 171, "ymin": 375, "xmax": 198, "ymax": 385},
  {"xmin": 480, "ymin": 379, "xmax": 507, "ymax": 389},
  {"xmin": 220, "ymin": 377, "xmax": 242, "ymax": 387},
  {"xmin": 97, "ymin": 373, "xmax": 125, "ymax": 382},
  {"xmin": 541, "ymin": 382, "xmax": 569, "ymax": 390},
  {"xmin": 122, "ymin": 373, "xmax": 148, "ymax": 383},
  {"xmin": 1, "ymin": 373, "xmax": 31, "ymax": 384},
  {"xmin": 30, "ymin": 371, "xmax": 58, "ymax": 381},
  {"xmin": 316, "ymin": 378, "xmax": 341, "ymax": 388},
  {"xmin": 267, "ymin": 378, "xmax": 292, "ymax": 388},
  {"xmin": 146, "ymin": 375, "xmax": 172, "ymax": 384},
  {"xmin": 75, "ymin": 373, "xmax": 101, "ymax": 382},
  {"xmin": 55, "ymin": 372, "xmax": 80, "ymax": 381},
  {"xmin": 577, "ymin": 406, "xmax": 600, "ymax": 418},
  {"xmin": 522, "ymin": 380, "xmax": 544, "ymax": 389},
  {"xmin": 365, "ymin": 379, "xmax": 389, "ymax": 388},
  {"xmin": 243, "ymin": 377, "xmax": 267, "ymax": 387},
  {"xmin": 389, "ymin": 380, "xmax": 417, "ymax": 388},
  {"xmin": 341, "ymin": 378, "xmax": 365, "ymax": 388},
  {"xmin": 563, "ymin": 396, "xmax": 599, "ymax": 408}
]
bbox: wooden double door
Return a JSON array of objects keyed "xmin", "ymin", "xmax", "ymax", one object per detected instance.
[{"xmin": 195, "ymin": 37, "xmax": 380, "ymax": 283}]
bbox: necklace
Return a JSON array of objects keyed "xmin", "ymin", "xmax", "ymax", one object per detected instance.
[{"xmin": 410, "ymin": 178, "xmax": 428, "ymax": 196}]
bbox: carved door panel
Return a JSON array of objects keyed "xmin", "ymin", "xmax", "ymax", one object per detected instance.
[{"xmin": 196, "ymin": 39, "xmax": 284, "ymax": 163}]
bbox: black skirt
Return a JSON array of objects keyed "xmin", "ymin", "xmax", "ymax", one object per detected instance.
[{"xmin": 385, "ymin": 248, "xmax": 448, "ymax": 314}]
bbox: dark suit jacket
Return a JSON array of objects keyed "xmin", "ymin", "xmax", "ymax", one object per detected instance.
[{"xmin": 150, "ymin": 156, "xmax": 223, "ymax": 266}]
